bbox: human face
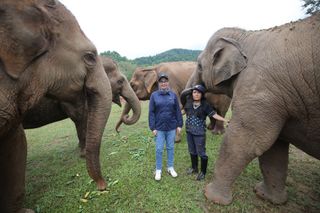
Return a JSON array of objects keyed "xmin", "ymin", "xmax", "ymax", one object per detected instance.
[
  {"xmin": 192, "ymin": 90, "xmax": 202, "ymax": 101},
  {"xmin": 158, "ymin": 78, "xmax": 169, "ymax": 90}
]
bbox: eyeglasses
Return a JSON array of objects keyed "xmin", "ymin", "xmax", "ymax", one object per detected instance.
[{"xmin": 159, "ymin": 80, "xmax": 168, "ymax": 83}]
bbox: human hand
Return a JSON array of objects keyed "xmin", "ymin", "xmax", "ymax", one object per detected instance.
[
  {"xmin": 152, "ymin": 130, "xmax": 157, "ymax": 136},
  {"xmin": 176, "ymin": 127, "xmax": 182, "ymax": 134}
]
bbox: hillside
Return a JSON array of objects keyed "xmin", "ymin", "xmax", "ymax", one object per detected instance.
[
  {"xmin": 133, "ymin": 48, "xmax": 201, "ymax": 65},
  {"xmin": 100, "ymin": 48, "xmax": 201, "ymax": 79}
]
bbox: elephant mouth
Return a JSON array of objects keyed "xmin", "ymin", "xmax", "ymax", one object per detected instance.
[
  {"xmin": 112, "ymin": 94, "xmax": 122, "ymax": 107},
  {"xmin": 136, "ymin": 93, "xmax": 150, "ymax": 101}
]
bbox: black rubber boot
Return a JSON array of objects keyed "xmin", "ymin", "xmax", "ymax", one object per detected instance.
[
  {"xmin": 186, "ymin": 154, "xmax": 198, "ymax": 175},
  {"xmin": 196, "ymin": 157, "xmax": 208, "ymax": 181}
]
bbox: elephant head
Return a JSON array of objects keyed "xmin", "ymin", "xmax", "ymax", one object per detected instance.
[
  {"xmin": 0, "ymin": 0, "xmax": 111, "ymax": 211},
  {"xmin": 129, "ymin": 67, "xmax": 159, "ymax": 100},
  {"xmin": 197, "ymin": 36, "xmax": 247, "ymax": 97},
  {"xmin": 115, "ymin": 67, "xmax": 158, "ymax": 132},
  {"xmin": 23, "ymin": 56, "xmax": 141, "ymax": 158},
  {"xmin": 100, "ymin": 56, "xmax": 141, "ymax": 126}
]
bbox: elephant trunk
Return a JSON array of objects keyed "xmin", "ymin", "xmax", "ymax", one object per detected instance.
[
  {"xmin": 186, "ymin": 68, "xmax": 202, "ymax": 89},
  {"xmin": 85, "ymin": 63, "xmax": 112, "ymax": 190},
  {"xmin": 115, "ymin": 102, "xmax": 130, "ymax": 132},
  {"xmin": 115, "ymin": 82, "xmax": 141, "ymax": 132},
  {"xmin": 121, "ymin": 82, "xmax": 141, "ymax": 124}
]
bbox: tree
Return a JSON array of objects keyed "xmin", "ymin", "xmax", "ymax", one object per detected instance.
[
  {"xmin": 302, "ymin": 0, "xmax": 320, "ymax": 15},
  {"xmin": 118, "ymin": 61, "xmax": 137, "ymax": 80},
  {"xmin": 99, "ymin": 49, "xmax": 201, "ymax": 79},
  {"xmin": 100, "ymin": 51, "xmax": 128, "ymax": 62},
  {"xmin": 133, "ymin": 49, "xmax": 201, "ymax": 66}
]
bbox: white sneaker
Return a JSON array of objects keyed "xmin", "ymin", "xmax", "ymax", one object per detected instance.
[
  {"xmin": 155, "ymin": 170, "xmax": 161, "ymax": 181},
  {"xmin": 167, "ymin": 167, "xmax": 178, "ymax": 177}
]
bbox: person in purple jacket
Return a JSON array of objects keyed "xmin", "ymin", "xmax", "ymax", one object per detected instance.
[{"xmin": 149, "ymin": 73, "xmax": 183, "ymax": 181}]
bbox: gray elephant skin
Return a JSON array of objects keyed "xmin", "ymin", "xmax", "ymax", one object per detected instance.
[
  {"xmin": 116, "ymin": 61, "xmax": 196, "ymax": 141},
  {"xmin": 185, "ymin": 68, "xmax": 231, "ymax": 134},
  {"xmin": 23, "ymin": 56, "xmax": 141, "ymax": 157},
  {"xmin": 0, "ymin": 1, "xmax": 112, "ymax": 212},
  {"xmin": 116, "ymin": 61, "xmax": 230, "ymax": 138},
  {"xmin": 195, "ymin": 14, "xmax": 320, "ymax": 205}
]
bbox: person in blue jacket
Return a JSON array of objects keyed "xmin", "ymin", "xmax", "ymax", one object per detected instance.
[
  {"xmin": 181, "ymin": 84, "xmax": 229, "ymax": 181},
  {"xmin": 149, "ymin": 73, "xmax": 183, "ymax": 181}
]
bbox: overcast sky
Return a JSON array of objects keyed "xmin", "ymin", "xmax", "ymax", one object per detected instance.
[{"xmin": 60, "ymin": 0, "xmax": 307, "ymax": 59}]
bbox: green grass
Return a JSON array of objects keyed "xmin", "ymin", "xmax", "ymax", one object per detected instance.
[{"xmin": 25, "ymin": 101, "xmax": 320, "ymax": 213}]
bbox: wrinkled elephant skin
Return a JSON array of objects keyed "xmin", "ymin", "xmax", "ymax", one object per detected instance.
[
  {"xmin": 185, "ymin": 69, "xmax": 231, "ymax": 134},
  {"xmin": 116, "ymin": 62, "xmax": 196, "ymax": 141},
  {"xmin": 196, "ymin": 14, "xmax": 320, "ymax": 205},
  {"xmin": 0, "ymin": 1, "xmax": 111, "ymax": 212},
  {"xmin": 120, "ymin": 61, "xmax": 231, "ymax": 137},
  {"xmin": 23, "ymin": 56, "xmax": 141, "ymax": 158}
]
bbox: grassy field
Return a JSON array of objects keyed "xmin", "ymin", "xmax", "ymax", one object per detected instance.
[{"xmin": 25, "ymin": 101, "xmax": 320, "ymax": 213}]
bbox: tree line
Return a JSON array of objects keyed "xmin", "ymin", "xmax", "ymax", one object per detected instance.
[
  {"xmin": 303, "ymin": 0, "xmax": 320, "ymax": 14},
  {"xmin": 100, "ymin": 0, "xmax": 319, "ymax": 80},
  {"xmin": 100, "ymin": 49, "xmax": 201, "ymax": 80}
]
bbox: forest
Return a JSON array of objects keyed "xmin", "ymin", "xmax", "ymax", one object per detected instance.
[
  {"xmin": 98, "ymin": 0, "xmax": 320, "ymax": 80},
  {"xmin": 100, "ymin": 48, "xmax": 201, "ymax": 79}
]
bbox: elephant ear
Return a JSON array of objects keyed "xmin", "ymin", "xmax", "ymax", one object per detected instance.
[
  {"xmin": 0, "ymin": 2, "xmax": 50, "ymax": 79},
  {"xmin": 143, "ymin": 69, "xmax": 157, "ymax": 94},
  {"xmin": 212, "ymin": 37, "xmax": 247, "ymax": 86}
]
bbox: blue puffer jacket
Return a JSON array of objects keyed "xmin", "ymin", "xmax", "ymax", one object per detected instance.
[{"xmin": 149, "ymin": 90, "xmax": 183, "ymax": 131}]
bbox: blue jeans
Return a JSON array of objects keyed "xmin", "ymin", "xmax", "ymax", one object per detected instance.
[{"xmin": 155, "ymin": 129, "xmax": 176, "ymax": 170}]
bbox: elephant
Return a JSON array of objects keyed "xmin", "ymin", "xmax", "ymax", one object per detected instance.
[
  {"xmin": 23, "ymin": 56, "xmax": 141, "ymax": 157},
  {"xmin": 185, "ymin": 69, "xmax": 231, "ymax": 134},
  {"xmin": 193, "ymin": 13, "xmax": 320, "ymax": 205},
  {"xmin": 115, "ymin": 61, "xmax": 196, "ymax": 141},
  {"xmin": 129, "ymin": 61, "xmax": 196, "ymax": 102},
  {"xmin": 117, "ymin": 61, "xmax": 230, "ymax": 136},
  {"xmin": 0, "ymin": 0, "xmax": 112, "ymax": 212}
]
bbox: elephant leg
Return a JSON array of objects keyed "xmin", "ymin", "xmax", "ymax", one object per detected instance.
[
  {"xmin": 207, "ymin": 118, "xmax": 225, "ymax": 134},
  {"xmin": 204, "ymin": 133, "xmax": 256, "ymax": 205},
  {"xmin": 75, "ymin": 121, "xmax": 86, "ymax": 158},
  {"xmin": 207, "ymin": 117, "xmax": 215, "ymax": 130},
  {"xmin": 211, "ymin": 104, "xmax": 228, "ymax": 134},
  {"xmin": 254, "ymin": 139, "xmax": 289, "ymax": 204},
  {"xmin": 0, "ymin": 126, "xmax": 33, "ymax": 212},
  {"xmin": 205, "ymin": 115, "xmax": 284, "ymax": 205},
  {"xmin": 212, "ymin": 120, "xmax": 225, "ymax": 135},
  {"xmin": 61, "ymin": 101, "xmax": 87, "ymax": 158}
]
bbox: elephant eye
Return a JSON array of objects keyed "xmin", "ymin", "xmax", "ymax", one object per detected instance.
[
  {"xmin": 83, "ymin": 52, "xmax": 97, "ymax": 67},
  {"xmin": 131, "ymin": 83, "xmax": 138, "ymax": 91},
  {"xmin": 45, "ymin": 0, "xmax": 58, "ymax": 8},
  {"xmin": 117, "ymin": 79, "xmax": 124, "ymax": 85}
]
